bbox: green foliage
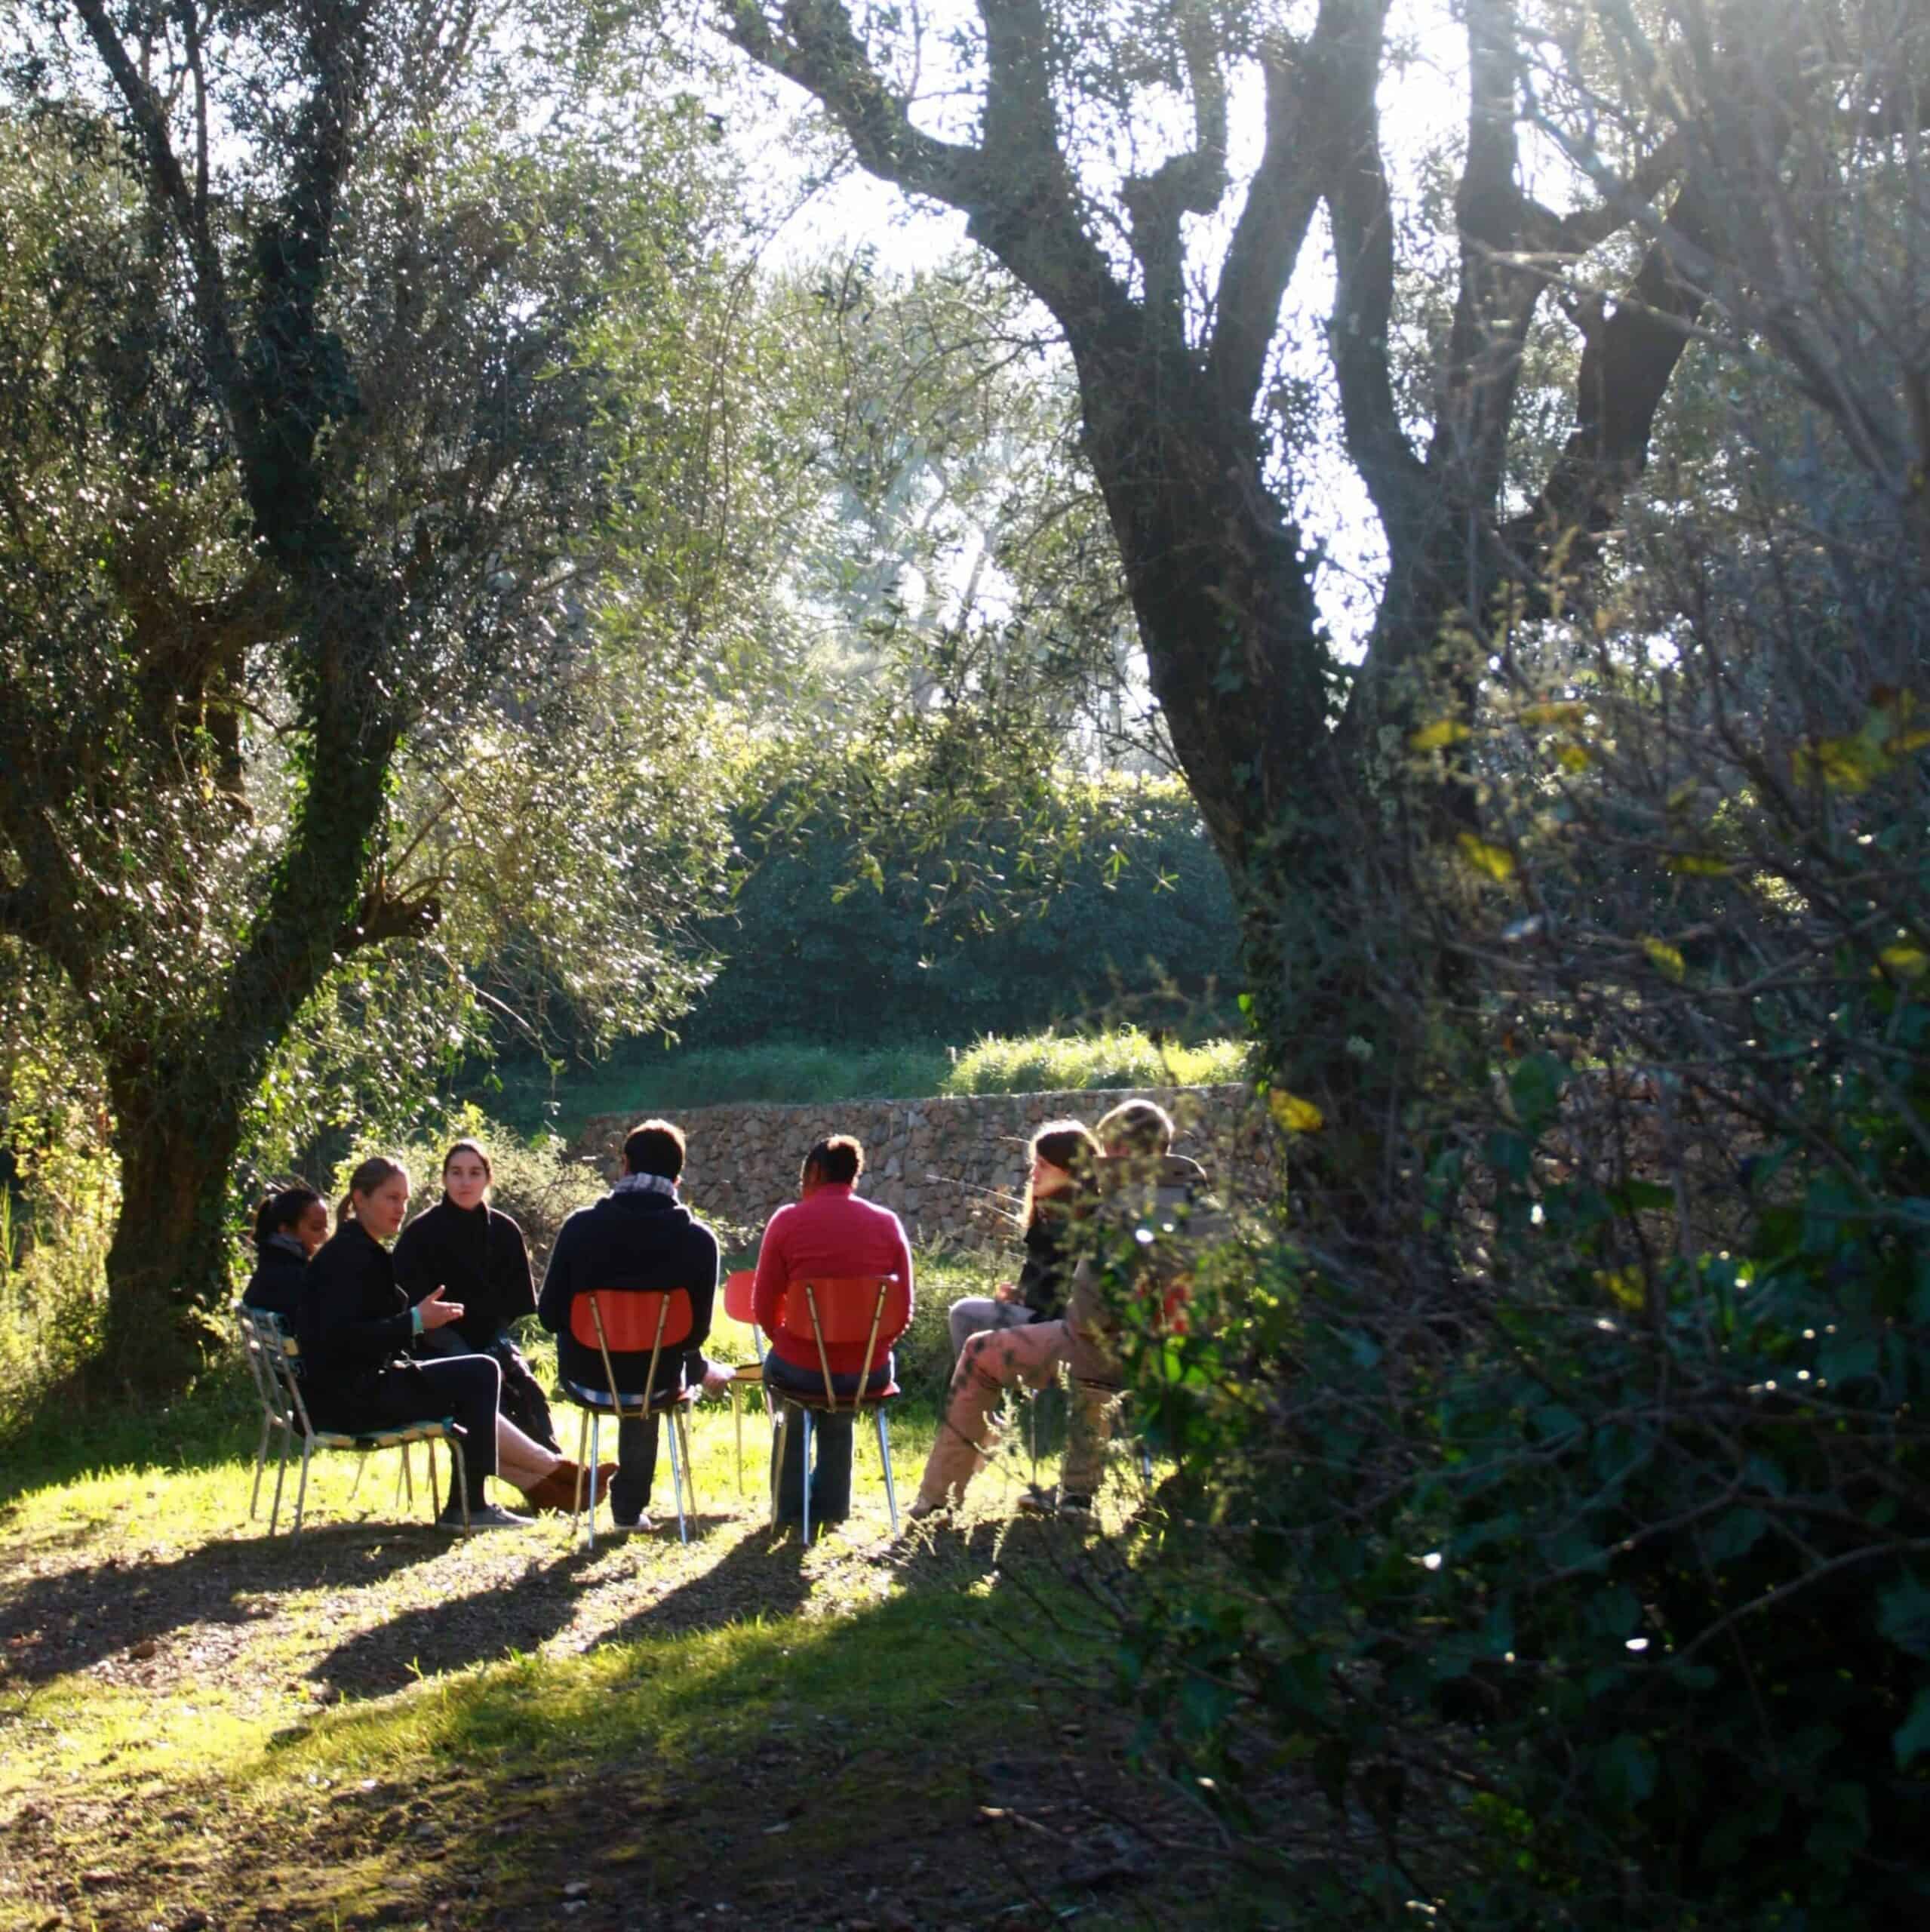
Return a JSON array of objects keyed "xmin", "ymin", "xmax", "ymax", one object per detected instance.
[
  {"xmin": 945, "ymin": 1027, "xmax": 1249, "ymax": 1094},
  {"xmin": 684, "ymin": 771, "xmax": 1240, "ymax": 1046}
]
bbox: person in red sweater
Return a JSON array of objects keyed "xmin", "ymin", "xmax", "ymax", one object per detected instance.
[{"xmin": 752, "ymin": 1134, "xmax": 915, "ymax": 1527}]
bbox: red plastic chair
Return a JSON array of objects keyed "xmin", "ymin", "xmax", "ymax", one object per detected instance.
[
  {"xmin": 767, "ymin": 1274, "xmax": 909, "ymax": 1544},
  {"xmin": 718, "ymin": 1269, "xmax": 765, "ymax": 1491},
  {"xmin": 561, "ymin": 1287, "xmax": 699, "ymax": 1546}
]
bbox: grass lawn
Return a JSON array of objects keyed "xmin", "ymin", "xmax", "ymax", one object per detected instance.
[{"xmin": 0, "ymin": 1367, "xmax": 1258, "ymax": 1932}]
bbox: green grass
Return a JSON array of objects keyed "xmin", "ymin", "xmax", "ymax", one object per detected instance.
[
  {"xmin": 0, "ymin": 1273, "xmax": 1255, "ymax": 1932},
  {"xmin": 475, "ymin": 1027, "xmax": 1251, "ymax": 1143}
]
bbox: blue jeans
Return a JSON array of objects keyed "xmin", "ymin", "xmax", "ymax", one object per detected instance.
[{"xmin": 764, "ymin": 1352, "xmax": 893, "ymax": 1522}]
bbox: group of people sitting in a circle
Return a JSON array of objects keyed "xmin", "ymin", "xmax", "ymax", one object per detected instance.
[{"xmin": 243, "ymin": 1099, "xmax": 1215, "ymax": 1533}]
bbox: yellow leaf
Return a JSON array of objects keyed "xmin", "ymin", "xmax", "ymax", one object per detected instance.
[
  {"xmin": 1518, "ymin": 700, "xmax": 1588, "ymax": 727},
  {"xmin": 1409, "ymin": 718, "xmax": 1471, "ymax": 752},
  {"xmin": 1793, "ymin": 737, "xmax": 1889, "ymax": 792},
  {"xmin": 1665, "ymin": 854, "xmax": 1732, "ymax": 877},
  {"xmin": 1594, "ymin": 1267, "xmax": 1646, "ymax": 1312},
  {"xmin": 1555, "ymin": 743, "xmax": 1593, "ymax": 772},
  {"xmin": 1879, "ymin": 944, "xmax": 1930, "ymax": 980},
  {"xmin": 1892, "ymin": 728, "xmax": 1930, "ymax": 752},
  {"xmin": 1268, "ymin": 1089, "xmax": 1326, "ymax": 1133},
  {"xmin": 1643, "ymin": 936, "xmax": 1686, "ymax": 982},
  {"xmin": 1456, "ymin": 832, "xmax": 1517, "ymax": 883}
]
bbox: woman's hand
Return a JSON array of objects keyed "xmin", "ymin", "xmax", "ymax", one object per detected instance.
[
  {"xmin": 992, "ymin": 1281, "xmax": 1017, "ymax": 1303},
  {"xmin": 418, "ymin": 1284, "xmax": 466, "ymax": 1331}
]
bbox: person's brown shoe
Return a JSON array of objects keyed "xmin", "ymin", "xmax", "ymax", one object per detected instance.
[{"xmin": 522, "ymin": 1461, "xmax": 586, "ymax": 1514}]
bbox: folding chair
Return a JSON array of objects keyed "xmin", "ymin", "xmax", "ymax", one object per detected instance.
[
  {"xmin": 238, "ymin": 1306, "xmax": 469, "ymax": 1540},
  {"xmin": 767, "ymin": 1274, "xmax": 908, "ymax": 1546},
  {"xmin": 721, "ymin": 1268, "xmax": 766, "ymax": 1492},
  {"xmin": 558, "ymin": 1287, "xmax": 699, "ymax": 1549}
]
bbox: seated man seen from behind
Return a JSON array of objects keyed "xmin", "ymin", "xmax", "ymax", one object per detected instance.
[
  {"xmin": 539, "ymin": 1118, "xmax": 731, "ymax": 1533},
  {"xmin": 752, "ymin": 1134, "xmax": 914, "ymax": 1530}
]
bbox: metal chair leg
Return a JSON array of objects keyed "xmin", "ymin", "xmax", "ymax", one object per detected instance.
[
  {"xmin": 588, "ymin": 1411, "xmax": 601, "ymax": 1552},
  {"xmin": 454, "ymin": 1432, "xmax": 469, "ymax": 1529},
  {"xmin": 250, "ymin": 1417, "xmax": 272, "ymax": 1520},
  {"xmin": 426, "ymin": 1436, "xmax": 438, "ymax": 1524},
  {"xmin": 732, "ymin": 1382, "xmax": 744, "ymax": 1493},
  {"xmin": 877, "ymin": 1409, "xmax": 899, "ymax": 1536},
  {"xmin": 665, "ymin": 1411, "xmax": 689, "ymax": 1545},
  {"xmin": 292, "ymin": 1438, "xmax": 315, "ymax": 1540},
  {"xmin": 801, "ymin": 1409, "xmax": 814, "ymax": 1549},
  {"xmin": 573, "ymin": 1407, "xmax": 591, "ymax": 1545},
  {"xmin": 690, "ymin": 1409, "xmax": 703, "ymax": 1519},
  {"xmin": 269, "ymin": 1425, "xmax": 293, "ymax": 1536},
  {"xmin": 769, "ymin": 1404, "xmax": 788, "ymax": 1533}
]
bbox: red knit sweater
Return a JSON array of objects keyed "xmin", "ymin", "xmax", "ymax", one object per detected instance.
[{"xmin": 751, "ymin": 1184, "xmax": 915, "ymax": 1374}]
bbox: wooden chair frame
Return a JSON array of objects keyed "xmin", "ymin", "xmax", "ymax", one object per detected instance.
[
  {"xmin": 767, "ymin": 1274, "xmax": 905, "ymax": 1546},
  {"xmin": 560, "ymin": 1287, "xmax": 699, "ymax": 1549},
  {"xmin": 236, "ymin": 1306, "xmax": 468, "ymax": 1539}
]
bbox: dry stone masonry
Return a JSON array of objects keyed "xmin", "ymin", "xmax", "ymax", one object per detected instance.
[{"xmin": 576, "ymin": 1084, "xmax": 1279, "ymax": 1249}]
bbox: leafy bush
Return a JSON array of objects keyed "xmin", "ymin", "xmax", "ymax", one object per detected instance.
[
  {"xmin": 678, "ymin": 773, "xmax": 1241, "ymax": 1047},
  {"xmin": 942, "ymin": 1027, "xmax": 1249, "ymax": 1094}
]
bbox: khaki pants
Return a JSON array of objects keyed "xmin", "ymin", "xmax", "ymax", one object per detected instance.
[{"xmin": 1060, "ymin": 1317, "xmax": 1123, "ymax": 1500}]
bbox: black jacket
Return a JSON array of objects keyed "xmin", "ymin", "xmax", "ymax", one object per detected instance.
[
  {"xmin": 297, "ymin": 1220, "xmax": 418, "ymax": 1425},
  {"xmin": 242, "ymin": 1235, "xmax": 309, "ymax": 1320},
  {"xmin": 392, "ymin": 1198, "xmax": 536, "ymax": 1351},
  {"xmin": 1013, "ymin": 1207, "xmax": 1086, "ymax": 1324},
  {"xmin": 538, "ymin": 1189, "xmax": 718, "ymax": 1397}
]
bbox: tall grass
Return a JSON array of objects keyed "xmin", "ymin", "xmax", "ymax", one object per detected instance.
[{"xmin": 941, "ymin": 1026, "xmax": 1251, "ymax": 1095}]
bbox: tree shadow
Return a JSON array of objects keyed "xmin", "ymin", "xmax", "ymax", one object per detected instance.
[
  {"xmin": 0, "ymin": 1523, "xmax": 445, "ymax": 1685},
  {"xmin": 312, "ymin": 1543, "xmax": 604, "ymax": 1698},
  {"xmin": 587, "ymin": 1522, "xmax": 815, "ymax": 1648}
]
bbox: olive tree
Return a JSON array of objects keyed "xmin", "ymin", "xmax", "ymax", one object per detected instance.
[{"xmin": 0, "ymin": 4, "xmax": 731, "ymax": 1393}]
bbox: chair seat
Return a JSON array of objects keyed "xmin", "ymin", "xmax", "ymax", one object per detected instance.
[
  {"xmin": 770, "ymin": 1383, "xmax": 899, "ymax": 1411},
  {"xmin": 561, "ymin": 1380, "xmax": 695, "ymax": 1415},
  {"xmin": 309, "ymin": 1420, "xmax": 457, "ymax": 1450}
]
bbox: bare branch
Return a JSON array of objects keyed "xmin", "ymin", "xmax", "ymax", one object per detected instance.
[{"xmin": 1206, "ymin": 0, "xmax": 1367, "ymax": 424}]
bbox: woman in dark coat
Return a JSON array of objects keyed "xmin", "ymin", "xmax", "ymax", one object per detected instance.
[
  {"xmin": 298, "ymin": 1155, "xmax": 586, "ymax": 1530},
  {"xmin": 241, "ymin": 1185, "xmax": 330, "ymax": 1318},
  {"xmin": 392, "ymin": 1138, "xmax": 560, "ymax": 1455}
]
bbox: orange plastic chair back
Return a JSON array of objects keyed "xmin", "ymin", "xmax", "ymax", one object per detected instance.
[
  {"xmin": 569, "ymin": 1287, "xmax": 695, "ymax": 1356},
  {"xmin": 777, "ymin": 1275, "xmax": 910, "ymax": 1354},
  {"xmin": 723, "ymin": 1269, "xmax": 757, "ymax": 1325}
]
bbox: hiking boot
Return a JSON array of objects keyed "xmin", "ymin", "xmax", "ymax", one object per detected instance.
[
  {"xmin": 1057, "ymin": 1493, "xmax": 1095, "ymax": 1519},
  {"xmin": 1014, "ymin": 1484, "xmax": 1056, "ymax": 1515}
]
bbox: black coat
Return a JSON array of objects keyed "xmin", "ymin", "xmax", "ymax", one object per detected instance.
[
  {"xmin": 242, "ymin": 1235, "xmax": 309, "ymax": 1320},
  {"xmin": 1013, "ymin": 1208, "xmax": 1086, "ymax": 1324},
  {"xmin": 539, "ymin": 1189, "xmax": 718, "ymax": 1396},
  {"xmin": 392, "ymin": 1198, "xmax": 536, "ymax": 1352},
  {"xmin": 297, "ymin": 1220, "xmax": 419, "ymax": 1429}
]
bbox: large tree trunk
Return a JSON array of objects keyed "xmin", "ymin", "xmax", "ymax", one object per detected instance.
[{"xmin": 99, "ymin": 1080, "xmax": 244, "ymax": 1397}]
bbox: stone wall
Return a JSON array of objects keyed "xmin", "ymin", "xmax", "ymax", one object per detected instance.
[{"xmin": 576, "ymin": 1084, "xmax": 1277, "ymax": 1248}]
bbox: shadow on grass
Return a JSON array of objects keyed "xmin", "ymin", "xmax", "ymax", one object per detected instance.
[{"xmin": 0, "ymin": 1521, "xmax": 450, "ymax": 1685}]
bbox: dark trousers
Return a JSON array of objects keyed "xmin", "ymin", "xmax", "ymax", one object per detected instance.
[
  {"xmin": 367, "ymin": 1355, "xmax": 499, "ymax": 1509},
  {"xmin": 610, "ymin": 1404, "xmax": 681, "ymax": 1521},
  {"xmin": 419, "ymin": 1327, "xmax": 559, "ymax": 1452},
  {"xmin": 765, "ymin": 1352, "xmax": 893, "ymax": 1522}
]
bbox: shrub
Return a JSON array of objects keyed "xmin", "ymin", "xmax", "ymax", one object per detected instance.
[{"xmin": 942, "ymin": 1027, "xmax": 1249, "ymax": 1095}]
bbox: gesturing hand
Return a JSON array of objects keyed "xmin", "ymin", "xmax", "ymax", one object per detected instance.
[{"xmin": 418, "ymin": 1284, "xmax": 466, "ymax": 1331}]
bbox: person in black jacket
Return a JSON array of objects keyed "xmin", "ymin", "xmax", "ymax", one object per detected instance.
[
  {"xmin": 241, "ymin": 1185, "xmax": 329, "ymax": 1318},
  {"xmin": 393, "ymin": 1140, "xmax": 559, "ymax": 1460},
  {"xmin": 539, "ymin": 1119, "xmax": 730, "ymax": 1532},
  {"xmin": 300, "ymin": 1155, "xmax": 589, "ymax": 1530},
  {"xmin": 945, "ymin": 1120, "xmax": 1100, "ymax": 1357}
]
